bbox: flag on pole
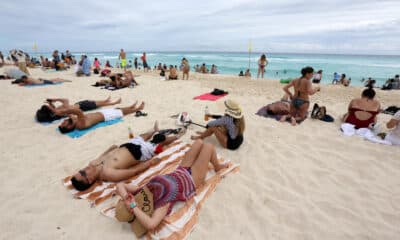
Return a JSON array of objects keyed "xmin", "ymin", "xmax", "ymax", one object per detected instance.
[
  {"xmin": 248, "ymin": 40, "xmax": 252, "ymax": 53},
  {"xmin": 33, "ymin": 42, "xmax": 37, "ymax": 51}
]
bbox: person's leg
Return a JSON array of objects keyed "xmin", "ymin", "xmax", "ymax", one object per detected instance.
[
  {"xmin": 191, "ymin": 127, "xmax": 228, "ymax": 148},
  {"xmin": 190, "ymin": 143, "xmax": 228, "ymax": 188},
  {"xmin": 180, "ymin": 140, "xmax": 204, "ymax": 168},
  {"xmin": 95, "ymin": 96, "xmax": 122, "ymax": 107},
  {"xmin": 50, "ymin": 78, "xmax": 71, "ymax": 82},
  {"xmin": 119, "ymin": 101, "xmax": 144, "ymax": 115},
  {"xmin": 257, "ymin": 68, "xmax": 261, "ymax": 78},
  {"xmin": 139, "ymin": 121, "xmax": 159, "ymax": 141},
  {"xmin": 295, "ymin": 103, "xmax": 310, "ymax": 123}
]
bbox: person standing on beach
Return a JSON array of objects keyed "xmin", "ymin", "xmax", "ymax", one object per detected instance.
[
  {"xmin": 280, "ymin": 66, "xmax": 321, "ymax": 126},
  {"xmin": 257, "ymin": 54, "xmax": 268, "ymax": 79},
  {"xmin": 312, "ymin": 70, "xmax": 323, "ymax": 84},
  {"xmin": 141, "ymin": 52, "xmax": 149, "ymax": 72},
  {"xmin": 134, "ymin": 57, "xmax": 138, "ymax": 69},
  {"xmin": 0, "ymin": 51, "xmax": 4, "ymax": 67},
  {"xmin": 181, "ymin": 58, "xmax": 190, "ymax": 80},
  {"xmin": 119, "ymin": 49, "xmax": 127, "ymax": 70}
]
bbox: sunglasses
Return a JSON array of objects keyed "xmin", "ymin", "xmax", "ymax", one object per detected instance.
[{"xmin": 79, "ymin": 170, "xmax": 89, "ymax": 183}]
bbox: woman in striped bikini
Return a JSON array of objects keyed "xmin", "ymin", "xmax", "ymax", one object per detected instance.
[{"xmin": 116, "ymin": 140, "xmax": 228, "ymax": 230}]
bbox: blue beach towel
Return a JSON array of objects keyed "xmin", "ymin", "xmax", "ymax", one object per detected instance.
[
  {"xmin": 58, "ymin": 118, "xmax": 123, "ymax": 138},
  {"xmin": 25, "ymin": 82, "xmax": 63, "ymax": 88}
]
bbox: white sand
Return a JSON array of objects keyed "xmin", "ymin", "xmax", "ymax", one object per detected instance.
[{"xmin": 0, "ymin": 67, "xmax": 399, "ymax": 240}]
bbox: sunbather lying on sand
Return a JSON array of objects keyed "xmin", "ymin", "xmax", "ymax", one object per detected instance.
[
  {"xmin": 191, "ymin": 100, "xmax": 245, "ymax": 150},
  {"xmin": 259, "ymin": 94, "xmax": 291, "ymax": 117},
  {"xmin": 36, "ymin": 96, "xmax": 121, "ymax": 123},
  {"xmin": 17, "ymin": 76, "xmax": 71, "ymax": 86},
  {"xmin": 115, "ymin": 139, "xmax": 228, "ymax": 231},
  {"xmin": 70, "ymin": 121, "xmax": 186, "ymax": 191},
  {"xmin": 58, "ymin": 101, "xmax": 145, "ymax": 133},
  {"xmin": 95, "ymin": 71, "xmax": 138, "ymax": 89}
]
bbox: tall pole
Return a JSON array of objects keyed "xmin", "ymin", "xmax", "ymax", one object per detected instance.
[{"xmin": 248, "ymin": 40, "xmax": 252, "ymax": 70}]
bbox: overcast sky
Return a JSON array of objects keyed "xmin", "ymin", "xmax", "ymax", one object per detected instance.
[{"xmin": 1, "ymin": 0, "xmax": 399, "ymax": 54}]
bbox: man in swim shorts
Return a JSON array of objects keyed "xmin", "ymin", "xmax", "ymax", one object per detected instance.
[
  {"xmin": 17, "ymin": 76, "xmax": 71, "ymax": 86},
  {"xmin": 119, "ymin": 49, "xmax": 127, "ymax": 70},
  {"xmin": 58, "ymin": 101, "xmax": 145, "ymax": 133},
  {"xmin": 70, "ymin": 121, "xmax": 187, "ymax": 191},
  {"xmin": 36, "ymin": 96, "xmax": 121, "ymax": 123}
]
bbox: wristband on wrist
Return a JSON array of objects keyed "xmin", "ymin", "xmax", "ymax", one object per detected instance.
[{"xmin": 130, "ymin": 202, "xmax": 137, "ymax": 209}]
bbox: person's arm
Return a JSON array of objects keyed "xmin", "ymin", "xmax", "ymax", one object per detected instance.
[
  {"xmin": 103, "ymin": 162, "xmax": 152, "ymax": 182},
  {"xmin": 160, "ymin": 129, "xmax": 186, "ymax": 146},
  {"xmin": 307, "ymin": 80, "xmax": 320, "ymax": 95},
  {"xmin": 132, "ymin": 203, "xmax": 169, "ymax": 230},
  {"xmin": 207, "ymin": 116, "xmax": 228, "ymax": 128},
  {"xmin": 47, "ymin": 98, "xmax": 70, "ymax": 106},
  {"xmin": 63, "ymin": 107, "xmax": 86, "ymax": 125},
  {"xmin": 283, "ymin": 80, "xmax": 295, "ymax": 99}
]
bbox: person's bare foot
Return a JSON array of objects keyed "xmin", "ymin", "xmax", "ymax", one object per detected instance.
[
  {"xmin": 279, "ymin": 115, "xmax": 287, "ymax": 123},
  {"xmin": 105, "ymin": 96, "xmax": 111, "ymax": 102},
  {"xmin": 154, "ymin": 121, "xmax": 159, "ymax": 132},
  {"xmin": 290, "ymin": 117, "xmax": 297, "ymax": 126},
  {"xmin": 195, "ymin": 131, "xmax": 203, "ymax": 135},
  {"xmin": 191, "ymin": 135, "xmax": 201, "ymax": 140},
  {"xmin": 114, "ymin": 97, "xmax": 122, "ymax": 104},
  {"xmin": 136, "ymin": 102, "xmax": 145, "ymax": 111},
  {"xmin": 129, "ymin": 101, "xmax": 138, "ymax": 109},
  {"xmin": 214, "ymin": 162, "xmax": 229, "ymax": 172}
]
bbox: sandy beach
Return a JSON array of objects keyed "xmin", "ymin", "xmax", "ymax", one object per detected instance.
[{"xmin": 0, "ymin": 67, "xmax": 399, "ymax": 240}]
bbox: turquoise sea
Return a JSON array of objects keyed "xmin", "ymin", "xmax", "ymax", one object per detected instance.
[{"xmin": 30, "ymin": 52, "xmax": 400, "ymax": 86}]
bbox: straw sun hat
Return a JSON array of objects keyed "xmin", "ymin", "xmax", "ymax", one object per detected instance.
[
  {"xmin": 223, "ymin": 99, "xmax": 243, "ymax": 119},
  {"xmin": 115, "ymin": 187, "xmax": 154, "ymax": 237}
]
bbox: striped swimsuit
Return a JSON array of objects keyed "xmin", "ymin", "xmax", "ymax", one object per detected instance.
[{"xmin": 147, "ymin": 166, "xmax": 196, "ymax": 214}]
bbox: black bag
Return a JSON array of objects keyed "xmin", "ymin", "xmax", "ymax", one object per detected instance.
[{"xmin": 210, "ymin": 88, "xmax": 228, "ymax": 96}]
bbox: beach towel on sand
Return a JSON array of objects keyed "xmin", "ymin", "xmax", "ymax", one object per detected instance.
[
  {"xmin": 63, "ymin": 141, "xmax": 239, "ymax": 239},
  {"xmin": 340, "ymin": 123, "xmax": 392, "ymax": 145},
  {"xmin": 24, "ymin": 82, "xmax": 63, "ymax": 87},
  {"xmin": 194, "ymin": 93, "xmax": 228, "ymax": 101},
  {"xmin": 58, "ymin": 118, "xmax": 123, "ymax": 138}
]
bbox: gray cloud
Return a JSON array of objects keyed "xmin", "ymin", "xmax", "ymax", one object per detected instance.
[{"xmin": 0, "ymin": 0, "xmax": 399, "ymax": 54}]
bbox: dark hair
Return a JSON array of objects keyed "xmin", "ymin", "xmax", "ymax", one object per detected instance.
[
  {"xmin": 110, "ymin": 76, "xmax": 116, "ymax": 81},
  {"xmin": 267, "ymin": 109, "xmax": 274, "ymax": 115},
  {"xmin": 301, "ymin": 66, "xmax": 314, "ymax": 77},
  {"xmin": 36, "ymin": 105, "xmax": 62, "ymax": 122},
  {"xmin": 71, "ymin": 176, "xmax": 93, "ymax": 191},
  {"xmin": 341, "ymin": 74, "xmax": 346, "ymax": 78},
  {"xmin": 21, "ymin": 75, "xmax": 28, "ymax": 80},
  {"xmin": 58, "ymin": 125, "xmax": 75, "ymax": 134},
  {"xmin": 362, "ymin": 86, "xmax": 376, "ymax": 99},
  {"xmin": 396, "ymin": 75, "xmax": 399, "ymax": 78},
  {"xmin": 150, "ymin": 133, "xmax": 166, "ymax": 144}
]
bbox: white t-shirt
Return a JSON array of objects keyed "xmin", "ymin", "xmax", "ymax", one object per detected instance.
[{"xmin": 385, "ymin": 111, "xmax": 400, "ymax": 145}]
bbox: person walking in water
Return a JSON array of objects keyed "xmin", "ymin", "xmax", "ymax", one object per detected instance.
[{"xmin": 257, "ymin": 54, "xmax": 268, "ymax": 79}]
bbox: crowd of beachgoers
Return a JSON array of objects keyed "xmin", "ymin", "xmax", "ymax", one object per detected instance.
[{"xmin": 0, "ymin": 46, "xmax": 399, "ymax": 238}]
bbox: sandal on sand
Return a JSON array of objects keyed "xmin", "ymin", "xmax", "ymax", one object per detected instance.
[
  {"xmin": 135, "ymin": 111, "xmax": 148, "ymax": 117},
  {"xmin": 311, "ymin": 103, "xmax": 320, "ymax": 119}
]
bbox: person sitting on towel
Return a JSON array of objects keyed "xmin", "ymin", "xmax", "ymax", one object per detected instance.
[
  {"xmin": 58, "ymin": 101, "xmax": 144, "ymax": 134},
  {"xmin": 16, "ymin": 76, "xmax": 71, "ymax": 86},
  {"xmin": 384, "ymin": 110, "xmax": 400, "ymax": 145},
  {"xmin": 342, "ymin": 86, "xmax": 381, "ymax": 129},
  {"xmin": 36, "ymin": 96, "xmax": 121, "ymax": 123},
  {"xmin": 191, "ymin": 99, "xmax": 245, "ymax": 150},
  {"xmin": 115, "ymin": 139, "xmax": 228, "ymax": 231},
  {"xmin": 70, "ymin": 122, "xmax": 186, "ymax": 191}
]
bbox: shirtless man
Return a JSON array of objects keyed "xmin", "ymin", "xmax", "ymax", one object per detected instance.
[
  {"xmin": 70, "ymin": 121, "xmax": 187, "ymax": 191},
  {"xmin": 36, "ymin": 96, "xmax": 121, "ymax": 123},
  {"xmin": 280, "ymin": 66, "xmax": 320, "ymax": 125},
  {"xmin": 119, "ymin": 49, "xmax": 127, "ymax": 70},
  {"xmin": 58, "ymin": 101, "xmax": 144, "ymax": 134},
  {"xmin": 18, "ymin": 75, "xmax": 71, "ymax": 86}
]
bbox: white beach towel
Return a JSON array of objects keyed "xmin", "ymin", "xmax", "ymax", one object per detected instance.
[{"xmin": 340, "ymin": 123, "xmax": 392, "ymax": 145}]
